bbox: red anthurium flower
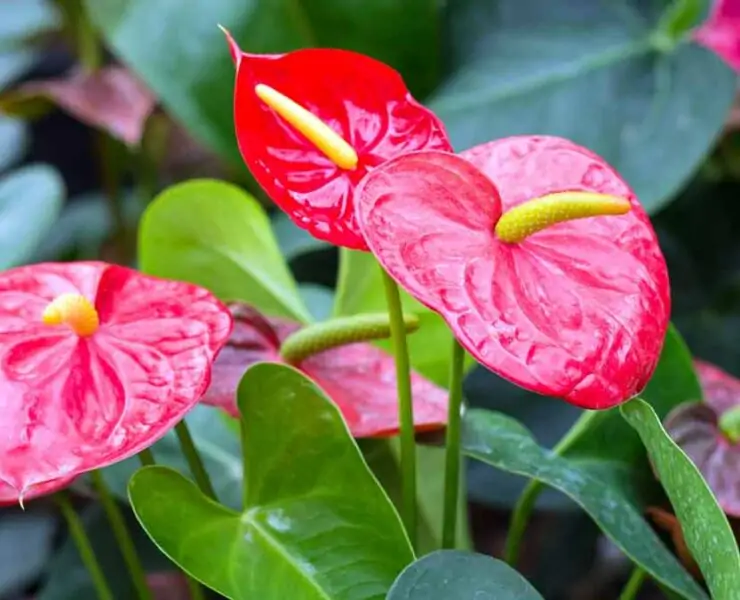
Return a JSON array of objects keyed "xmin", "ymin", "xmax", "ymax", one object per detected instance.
[
  {"xmin": 664, "ymin": 360, "xmax": 740, "ymax": 516},
  {"xmin": 223, "ymin": 29, "xmax": 452, "ymax": 250},
  {"xmin": 355, "ymin": 136, "xmax": 670, "ymax": 409},
  {"xmin": 694, "ymin": 0, "xmax": 740, "ymax": 71},
  {"xmin": 0, "ymin": 476, "xmax": 75, "ymax": 507},
  {"xmin": 202, "ymin": 302, "xmax": 448, "ymax": 437},
  {"xmin": 0, "ymin": 262, "xmax": 232, "ymax": 499}
]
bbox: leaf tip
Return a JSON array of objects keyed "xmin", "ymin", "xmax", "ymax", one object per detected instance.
[{"xmin": 217, "ymin": 24, "xmax": 240, "ymax": 66}]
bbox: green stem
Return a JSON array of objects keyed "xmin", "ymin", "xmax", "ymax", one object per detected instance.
[
  {"xmin": 76, "ymin": 4, "xmax": 102, "ymax": 72},
  {"xmin": 618, "ymin": 567, "xmax": 647, "ymax": 600},
  {"xmin": 55, "ymin": 491, "xmax": 114, "ymax": 600},
  {"xmin": 175, "ymin": 420, "xmax": 218, "ymax": 501},
  {"xmin": 138, "ymin": 448, "xmax": 155, "ymax": 466},
  {"xmin": 185, "ymin": 576, "xmax": 206, "ymax": 600},
  {"xmin": 442, "ymin": 338, "xmax": 465, "ymax": 549},
  {"xmin": 504, "ymin": 409, "xmax": 601, "ymax": 565},
  {"xmin": 380, "ymin": 267, "xmax": 417, "ymax": 549},
  {"xmin": 90, "ymin": 470, "xmax": 152, "ymax": 600}
]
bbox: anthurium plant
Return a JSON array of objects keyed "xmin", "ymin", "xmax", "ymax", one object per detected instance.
[{"xmin": 1, "ymin": 0, "xmax": 740, "ymax": 599}]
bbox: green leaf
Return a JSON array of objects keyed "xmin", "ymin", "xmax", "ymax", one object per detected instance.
[
  {"xmin": 463, "ymin": 409, "xmax": 707, "ymax": 600},
  {"xmin": 85, "ymin": 0, "xmax": 441, "ymax": 164},
  {"xmin": 433, "ymin": 0, "xmax": 736, "ymax": 213},
  {"xmin": 38, "ymin": 505, "xmax": 173, "ymax": 600},
  {"xmin": 0, "ymin": 51, "xmax": 35, "ymax": 91},
  {"xmin": 100, "ymin": 405, "xmax": 243, "ymax": 511},
  {"xmin": 272, "ymin": 212, "xmax": 329, "ymax": 263},
  {"xmin": 387, "ymin": 550, "xmax": 544, "ymax": 600},
  {"xmin": 621, "ymin": 398, "xmax": 740, "ymax": 599},
  {"xmin": 0, "ymin": 117, "xmax": 28, "ymax": 172},
  {"xmin": 0, "ymin": 508, "xmax": 56, "ymax": 596},
  {"xmin": 130, "ymin": 363, "xmax": 414, "ymax": 599},
  {"xmin": 139, "ymin": 179, "xmax": 311, "ymax": 322},
  {"xmin": 0, "ymin": 0, "xmax": 60, "ymax": 49},
  {"xmin": 334, "ymin": 248, "xmax": 476, "ymax": 386},
  {"xmin": 0, "ymin": 164, "xmax": 64, "ymax": 268}
]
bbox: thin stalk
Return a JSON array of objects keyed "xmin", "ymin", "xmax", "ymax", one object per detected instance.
[
  {"xmin": 90, "ymin": 470, "xmax": 152, "ymax": 600},
  {"xmin": 175, "ymin": 420, "xmax": 217, "ymax": 501},
  {"xmin": 380, "ymin": 268, "xmax": 417, "ymax": 548},
  {"xmin": 138, "ymin": 447, "xmax": 155, "ymax": 466},
  {"xmin": 55, "ymin": 491, "xmax": 114, "ymax": 600},
  {"xmin": 618, "ymin": 567, "xmax": 647, "ymax": 600},
  {"xmin": 505, "ymin": 409, "xmax": 602, "ymax": 565},
  {"xmin": 442, "ymin": 337, "xmax": 465, "ymax": 549}
]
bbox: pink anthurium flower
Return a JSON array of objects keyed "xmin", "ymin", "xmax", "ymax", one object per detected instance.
[
  {"xmin": 355, "ymin": 136, "xmax": 670, "ymax": 409},
  {"xmin": 0, "ymin": 262, "xmax": 232, "ymax": 501},
  {"xmin": 201, "ymin": 302, "xmax": 448, "ymax": 437},
  {"xmin": 694, "ymin": 0, "xmax": 740, "ymax": 71},
  {"xmin": 223, "ymin": 28, "xmax": 452, "ymax": 250},
  {"xmin": 665, "ymin": 360, "xmax": 740, "ymax": 517}
]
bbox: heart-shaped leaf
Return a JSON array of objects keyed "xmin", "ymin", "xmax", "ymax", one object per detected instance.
[
  {"xmin": 0, "ymin": 117, "xmax": 27, "ymax": 172},
  {"xmin": 463, "ymin": 409, "xmax": 707, "ymax": 600},
  {"xmin": 130, "ymin": 362, "xmax": 414, "ymax": 599},
  {"xmin": 0, "ymin": 164, "xmax": 64, "ymax": 268},
  {"xmin": 432, "ymin": 0, "xmax": 736, "ymax": 213},
  {"xmin": 387, "ymin": 550, "xmax": 544, "ymax": 599},
  {"xmin": 139, "ymin": 179, "xmax": 311, "ymax": 322},
  {"xmin": 621, "ymin": 397, "xmax": 740, "ymax": 599},
  {"xmin": 85, "ymin": 0, "xmax": 441, "ymax": 163}
]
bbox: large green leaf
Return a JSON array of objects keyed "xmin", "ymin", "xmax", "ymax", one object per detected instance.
[
  {"xmin": 130, "ymin": 363, "xmax": 414, "ymax": 599},
  {"xmin": 0, "ymin": 0, "xmax": 60, "ymax": 49},
  {"xmin": 139, "ymin": 179, "xmax": 311, "ymax": 322},
  {"xmin": 463, "ymin": 409, "xmax": 707, "ymax": 600},
  {"xmin": 387, "ymin": 550, "xmax": 544, "ymax": 600},
  {"xmin": 0, "ymin": 164, "xmax": 64, "ymax": 268},
  {"xmin": 621, "ymin": 398, "xmax": 740, "ymax": 599},
  {"xmin": 334, "ymin": 248, "xmax": 476, "ymax": 386},
  {"xmin": 85, "ymin": 0, "xmax": 441, "ymax": 163},
  {"xmin": 433, "ymin": 0, "xmax": 736, "ymax": 213},
  {"xmin": 0, "ymin": 117, "xmax": 27, "ymax": 172},
  {"xmin": 100, "ymin": 405, "xmax": 243, "ymax": 511}
]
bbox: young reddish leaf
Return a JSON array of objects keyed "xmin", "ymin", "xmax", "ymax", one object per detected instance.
[
  {"xmin": 202, "ymin": 302, "xmax": 447, "ymax": 437},
  {"xmin": 1, "ymin": 67, "xmax": 156, "ymax": 146},
  {"xmin": 227, "ymin": 31, "xmax": 452, "ymax": 250},
  {"xmin": 646, "ymin": 506, "xmax": 702, "ymax": 578},
  {"xmin": 0, "ymin": 262, "xmax": 232, "ymax": 499},
  {"xmin": 694, "ymin": 0, "xmax": 740, "ymax": 72},
  {"xmin": 355, "ymin": 136, "xmax": 670, "ymax": 409},
  {"xmin": 664, "ymin": 360, "xmax": 740, "ymax": 516}
]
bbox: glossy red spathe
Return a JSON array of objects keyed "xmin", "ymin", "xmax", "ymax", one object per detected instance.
[
  {"xmin": 202, "ymin": 303, "xmax": 448, "ymax": 437},
  {"xmin": 694, "ymin": 0, "xmax": 740, "ymax": 71},
  {"xmin": 226, "ymin": 31, "xmax": 452, "ymax": 250},
  {"xmin": 356, "ymin": 136, "xmax": 670, "ymax": 409},
  {"xmin": 0, "ymin": 262, "xmax": 232, "ymax": 498}
]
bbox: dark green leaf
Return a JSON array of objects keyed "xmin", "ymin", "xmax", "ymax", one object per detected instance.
[
  {"xmin": 130, "ymin": 363, "xmax": 414, "ymax": 599},
  {"xmin": 0, "ymin": 164, "xmax": 64, "ymax": 268},
  {"xmin": 0, "ymin": 0, "xmax": 60, "ymax": 48},
  {"xmin": 85, "ymin": 0, "xmax": 440, "ymax": 163},
  {"xmin": 463, "ymin": 409, "xmax": 707, "ymax": 600},
  {"xmin": 139, "ymin": 179, "xmax": 311, "ymax": 321},
  {"xmin": 0, "ymin": 117, "xmax": 27, "ymax": 172},
  {"xmin": 621, "ymin": 398, "xmax": 740, "ymax": 599},
  {"xmin": 38, "ymin": 505, "xmax": 173, "ymax": 600},
  {"xmin": 0, "ymin": 508, "xmax": 56, "ymax": 596},
  {"xmin": 387, "ymin": 550, "xmax": 544, "ymax": 600},
  {"xmin": 433, "ymin": 0, "xmax": 735, "ymax": 213}
]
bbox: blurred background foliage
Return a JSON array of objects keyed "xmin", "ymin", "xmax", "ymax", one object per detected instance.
[{"xmin": 0, "ymin": 0, "xmax": 738, "ymax": 598}]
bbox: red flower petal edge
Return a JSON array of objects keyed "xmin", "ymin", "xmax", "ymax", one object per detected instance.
[
  {"xmin": 0, "ymin": 262, "xmax": 232, "ymax": 496},
  {"xmin": 201, "ymin": 302, "xmax": 448, "ymax": 437},
  {"xmin": 228, "ymin": 32, "xmax": 452, "ymax": 250},
  {"xmin": 664, "ymin": 360, "xmax": 740, "ymax": 516},
  {"xmin": 694, "ymin": 0, "xmax": 740, "ymax": 72},
  {"xmin": 355, "ymin": 136, "xmax": 670, "ymax": 409},
  {"xmin": 0, "ymin": 475, "xmax": 74, "ymax": 506}
]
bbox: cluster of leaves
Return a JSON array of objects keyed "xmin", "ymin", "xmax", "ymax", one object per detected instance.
[{"xmin": 0, "ymin": 0, "xmax": 739, "ymax": 599}]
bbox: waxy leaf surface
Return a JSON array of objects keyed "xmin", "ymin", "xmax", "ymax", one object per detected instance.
[
  {"xmin": 463, "ymin": 408, "xmax": 707, "ymax": 600},
  {"xmin": 664, "ymin": 360, "xmax": 740, "ymax": 516},
  {"xmin": 139, "ymin": 179, "xmax": 311, "ymax": 322},
  {"xmin": 0, "ymin": 262, "xmax": 232, "ymax": 496},
  {"xmin": 230, "ymin": 35, "xmax": 451, "ymax": 250},
  {"xmin": 202, "ymin": 302, "xmax": 448, "ymax": 437},
  {"xmin": 356, "ymin": 137, "xmax": 670, "ymax": 408},
  {"xmin": 387, "ymin": 550, "xmax": 544, "ymax": 600},
  {"xmin": 621, "ymin": 397, "xmax": 740, "ymax": 599},
  {"xmin": 130, "ymin": 363, "xmax": 414, "ymax": 600}
]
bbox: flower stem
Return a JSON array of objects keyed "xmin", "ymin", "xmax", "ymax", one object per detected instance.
[
  {"xmin": 90, "ymin": 470, "xmax": 152, "ymax": 600},
  {"xmin": 175, "ymin": 420, "xmax": 217, "ymax": 501},
  {"xmin": 442, "ymin": 337, "xmax": 465, "ymax": 549},
  {"xmin": 138, "ymin": 447, "xmax": 155, "ymax": 466},
  {"xmin": 55, "ymin": 491, "xmax": 114, "ymax": 600},
  {"xmin": 618, "ymin": 567, "xmax": 647, "ymax": 600},
  {"xmin": 504, "ymin": 409, "xmax": 601, "ymax": 565},
  {"xmin": 380, "ymin": 267, "xmax": 417, "ymax": 548}
]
